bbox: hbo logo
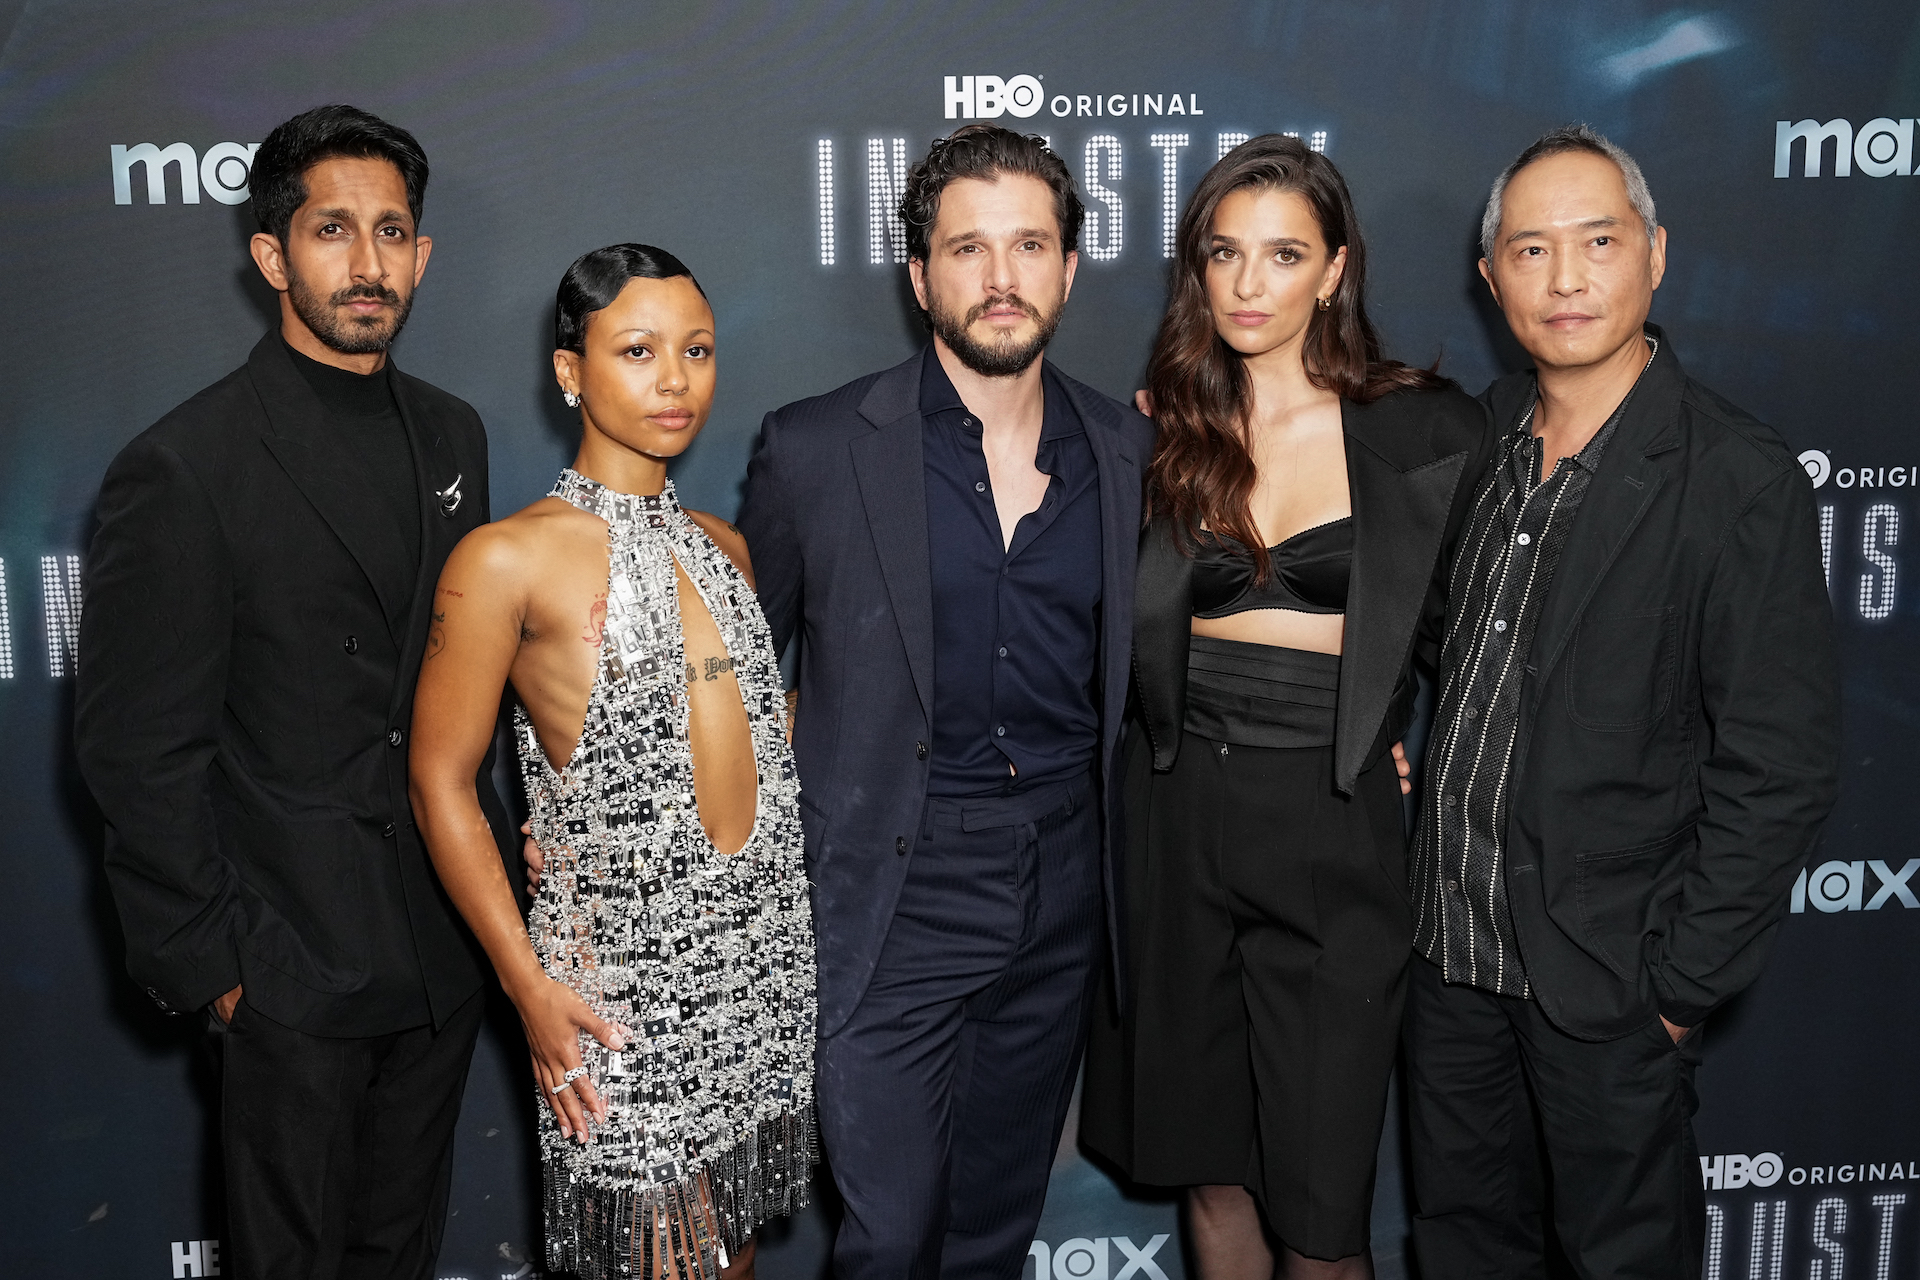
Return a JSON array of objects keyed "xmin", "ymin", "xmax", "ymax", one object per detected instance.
[
  {"xmin": 1701, "ymin": 1152, "xmax": 1784, "ymax": 1190},
  {"xmin": 944, "ymin": 75, "xmax": 1046, "ymax": 120}
]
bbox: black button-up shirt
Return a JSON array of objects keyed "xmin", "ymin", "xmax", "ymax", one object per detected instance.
[
  {"xmin": 1412, "ymin": 338, "xmax": 1657, "ymax": 995},
  {"xmin": 921, "ymin": 349, "xmax": 1103, "ymax": 797}
]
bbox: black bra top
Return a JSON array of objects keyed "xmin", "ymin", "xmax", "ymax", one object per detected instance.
[{"xmin": 1190, "ymin": 517, "xmax": 1353, "ymax": 618}]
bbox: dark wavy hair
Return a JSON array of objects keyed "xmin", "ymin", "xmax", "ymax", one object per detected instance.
[
  {"xmin": 900, "ymin": 123, "xmax": 1084, "ymax": 264},
  {"xmin": 250, "ymin": 104, "xmax": 429, "ymax": 244},
  {"xmin": 1145, "ymin": 133, "xmax": 1442, "ymax": 579},
  {"xmin": 555, "ymin": 243, "xmax": 706, "ymax": 353}
]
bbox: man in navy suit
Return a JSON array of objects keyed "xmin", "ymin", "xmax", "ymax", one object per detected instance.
[{"xmin": 737, "ymin": 124, "xmax": 1154, "ymax": 1277}]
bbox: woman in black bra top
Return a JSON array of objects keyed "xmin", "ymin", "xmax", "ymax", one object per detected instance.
[{"xmin": 1080, "ymin": 136, "xmax": 1493, "ymax": 1278}]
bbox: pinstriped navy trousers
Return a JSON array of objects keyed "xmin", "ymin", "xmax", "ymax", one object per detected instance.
[{"xmin": 818, "ymin": 773, "xmax": 1103, "ymax": 1279}]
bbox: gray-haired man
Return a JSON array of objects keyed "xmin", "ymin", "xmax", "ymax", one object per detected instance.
[{"xmin": 1403, "ymin": 126, "xmax": 1839, "ymax": 1277}]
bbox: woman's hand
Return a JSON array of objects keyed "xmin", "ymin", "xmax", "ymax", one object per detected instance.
[
  {"xmin": 510, "ymin": 974, "xmax": 629, "ymax": 1143},
  {"xmin": 522, "ymin": 819, "xmax": 544, "ymax": 892}
]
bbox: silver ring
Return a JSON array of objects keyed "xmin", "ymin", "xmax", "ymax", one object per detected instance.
[{"xmin": 550, "ymin": 1066, "xmax": 589, "ymax": 1094}]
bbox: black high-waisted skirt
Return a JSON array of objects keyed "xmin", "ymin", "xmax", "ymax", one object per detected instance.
[{"xmin": 1083, "ymin": 636, "xmax": 1412, "ymax": 1260}]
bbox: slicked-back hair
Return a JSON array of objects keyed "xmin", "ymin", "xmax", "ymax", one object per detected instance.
[
  {"xmin": 555, "ymin": 244, "xmax": 706, "ymax": 355},
  {"xmin": 1481, "ymin": 123, "xmax": 1657, "ymax": 259},
  {"xmin": 900, "ymin": 124, "xmax": 1084, "ymax": 265},
  {"xmin": 1146, "ymin": 133, "xmax": 1444, "ymax": 582},
  {"xmin": 250, "ymin": 104, "xmax": 430, "ymax": 244}
]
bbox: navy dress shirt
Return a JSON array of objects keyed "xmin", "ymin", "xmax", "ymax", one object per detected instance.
[{"xmin": 921, "ymin": 348, "xmax": 1104, "ymax": 797}]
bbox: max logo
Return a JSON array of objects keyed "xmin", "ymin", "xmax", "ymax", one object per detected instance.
[
  {"xmin": 1791, "ymin": 859, "xmax": 1920, "ymax": 912},
  {"xmin": 1027, "ymin": 1234, "xmax": 1169, "ymax": 1280}
]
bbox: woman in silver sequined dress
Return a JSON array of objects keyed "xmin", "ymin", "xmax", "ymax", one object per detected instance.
[{"xmin": 411, "ymin": 245, "xmax": 816, "ymax": 1280}]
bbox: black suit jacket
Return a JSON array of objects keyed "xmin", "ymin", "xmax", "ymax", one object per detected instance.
[
  {"xmin": 1133, "ymin": 383, "xmax": 1495, "ymax": 793},
  {"xmin": 1487, "ymin": 328, "xmax": 1840, "ymax": 1038},
  {"xmin": 76, "ymin": 332, "xmax": 511, "ymax": 1037},
  {"xmin": 738, "ymin": 348, "xmax": 1154, "ymax": 1036}
]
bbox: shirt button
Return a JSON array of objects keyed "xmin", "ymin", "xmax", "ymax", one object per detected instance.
[
  {"xmin": 996, "ymin": 725, "xmax": 1007, "ymax": 737},
  {"xmin": 382, "ymin": 821, "xmax": 397, "ymax": 838},
  {"xmin": 1447, "ymin": 879, "xmax": 1460, "ymax": 893},
  {"xmin": 1516, "ymin": 533, "xmax": 1531, "ymax": 546},
  {"xmin": 962, "ymin": 417, "xmax": 974, "ymax": 428},
  {"xmin": 1493, "ymin": 619, "xmax": 1508, "ymax": 633},
  {"xmin": 387, "ymin": 728, "xmax": 404, "ymax": 747},
  {"xmin": 997, "ymin": 646, "xmax": 1008, "ymax": 658},
  {"xmin": 915, "ymin": 741, "xmax": 928, "ymax": 760},
  {"xmin": 1445, "ymin": 794, "xmax": 1458, "ymax": 807},
  {"xmin": 1464, "ymin": 706, "xmax": 1479, "ymax": 721},
  {"xmin": 974, "ymin": 481, "xmax": 987, "ymax": 493},
  {"xmin": 896, "ymin": 836, "xmax": 908, "ymax": 856},
  {"xmin": 344, "ymin": 634, "xmax": 359, "ymax": 654}
]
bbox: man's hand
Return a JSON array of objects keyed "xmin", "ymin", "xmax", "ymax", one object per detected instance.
[
  {"xmin": 1134, "ymin": 389, "xmax": 1154, "ymax": 418},
  {"xmin": 1391, "ymin": 741, "xmax": 1412, "ymax": 796},
  {"xmin": 522, "ymin": 820, "xmax": 544, "ymax": 893},
  {"xmin": 1661, "ymin": 1015, "xmax": 1690, "ymax": 1044},
  {"xmin": 211, "ymin": 984, "xmax": 242, "ymax": 1024}
]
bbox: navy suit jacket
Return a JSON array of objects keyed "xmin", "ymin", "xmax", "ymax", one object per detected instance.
[{"xmin": 738, "ymin": 348, "xmax": 1153, "ymax": 1035}]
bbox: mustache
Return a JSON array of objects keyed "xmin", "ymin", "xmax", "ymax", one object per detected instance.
[
  {"xmin": 329, "ymin": 282, "xmax": 403, "ymax": 307},
  {"xmin": 964, "ymin": 293, "xmax": 1042, "ymax": 326}
]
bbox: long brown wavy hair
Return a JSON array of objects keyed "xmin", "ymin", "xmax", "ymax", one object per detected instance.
[{"xmin": 1145, "ymin": 134, "xmax": 1442, "ymax": 581}]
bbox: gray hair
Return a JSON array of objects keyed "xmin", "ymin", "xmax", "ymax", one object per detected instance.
[{"xmin": 1480, "ymin": 123, "xmax": 1657, "ymax": 259}]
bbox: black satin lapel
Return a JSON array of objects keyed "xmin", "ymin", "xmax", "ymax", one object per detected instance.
[
  {"xmin": 1527, "ymin": 457, "xmax": 1666, "ymax": 690},
  {"xmin": 850, "ymin": 413, "xmax": 936, "ymax": 721},
  {"xmin": 1074, "ymin": 384, "xmax": 1144, "ymax": 768},
  {"xmin": 390, "ymin": 372, "xmax": 461, "ymax": 665},
  {"xmin": 1335, "ymin": 440, "xmax": 1467, "ymax": 793},
  {"xmin": 259, "ymin": 433, "xmax": 412, "ymax": 630},
  {"xmin": 1133, "ymin": 517, "xmax": 1193, "ymax": 771}
]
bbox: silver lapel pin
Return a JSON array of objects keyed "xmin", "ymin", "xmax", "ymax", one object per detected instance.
[{"xmin": 436, "ymin": 473, "xmax": 463, "ymax": 517}]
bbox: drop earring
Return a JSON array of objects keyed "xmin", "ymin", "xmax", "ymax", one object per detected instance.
[{"xmin": 564, "ymin": 390, "xmax": 581, "ymax": 408}]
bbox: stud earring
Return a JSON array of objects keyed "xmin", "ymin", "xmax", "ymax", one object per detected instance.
[
  {"xmin": 1316, "ymin": 295, "xmax": 1332, "ymax": 312},
  {"xmin": 563, "ymin": 390, "xmax": 581, "ymax": 408}
]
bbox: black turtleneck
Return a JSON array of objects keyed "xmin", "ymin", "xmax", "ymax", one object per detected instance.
[{"xmin": 284, "ymin": 339, "xmax": 421, "ymax": 580}]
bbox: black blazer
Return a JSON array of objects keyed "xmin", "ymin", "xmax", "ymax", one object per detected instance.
[
  {"xmin": 76, "ymin": 332, "xmax": 511, "ymax": 1037},
  {"xmin": 1133, "ymin": 383, "xmax": 1495, "ymax": 793},
  {"xmin": 1486, "ymin": 328, "xmax": 1840, "ymax": 1038},
  {"xmin": 738, "ymin": 348, "xmax": 1154, "ymax": 1036}
]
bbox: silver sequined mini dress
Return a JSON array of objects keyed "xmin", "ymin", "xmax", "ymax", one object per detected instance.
[{"xmin": 517, "ymin": 471, "xmax": 816, "ymax": 1280}]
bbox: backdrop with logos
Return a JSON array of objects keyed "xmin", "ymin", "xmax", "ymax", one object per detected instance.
[{"xmin": 3, "ymin": 2, "xmax": 1917, "ymax": 1276}]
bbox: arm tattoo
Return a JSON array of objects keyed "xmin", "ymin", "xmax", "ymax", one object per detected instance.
[
  {"xmin": 426, "ymin": 610, "xmax": 447, "ymax": 659},
  {"xmin": 582, "ymin": 591, "xmax": 608, "ymax": 645}
]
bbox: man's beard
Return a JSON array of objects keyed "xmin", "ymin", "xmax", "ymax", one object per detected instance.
[
  {"xmin": 287, "ymin": 269, "xmax": 414, "ymax": 356},
  {"xmin": 927, "ymin": 286, "xmax": 1064, "ymax": 378}
]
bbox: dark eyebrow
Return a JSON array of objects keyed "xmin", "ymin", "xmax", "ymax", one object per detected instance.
[
  {"xmin": 607, "ymin": 327, "xmax": 716, "ymax": 340},
  {"xmin": 308, "ymin": 206, "xmax": 411, "ymax": 228},
  {"xmin": 1211, "ymin": 233, "xmax": 1313, "ymax": 249},
  {"xmin": 940, "ymin": 226, "xmax": 1055, "ymax": 248}
]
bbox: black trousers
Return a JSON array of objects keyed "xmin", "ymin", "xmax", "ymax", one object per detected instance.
[
  {"xmin": 817, "ymin": 775, "xmax": 1103, "ymax": 1279},
  {"xmin": 1082, "ymin": 730, "xmax": 1409, "ymax": 1260},
  {"xmin": 1404, "ymin": 956, "xmax": 1705, "ymax": 1280},
  {"xmin": 218, "ymin": 990, "xmax": 484, "ymax": 1280}
]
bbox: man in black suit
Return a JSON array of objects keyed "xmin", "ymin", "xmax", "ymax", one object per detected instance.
[
  {"xmin": 736, "ymin": 125, "xmax": 1153, "ymax": 1277},
  {"xmin": 1404, "ymin": 124, "xmax": 1841, "ymax": 1278},
  {"xmin": 76, "ymin": 105, "xmax": 511, "ymax": 1280}
]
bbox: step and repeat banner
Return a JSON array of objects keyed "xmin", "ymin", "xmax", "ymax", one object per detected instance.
[{"xmin": 3, "ymin": 2, "xmax": 1916, "ymax": 1277}]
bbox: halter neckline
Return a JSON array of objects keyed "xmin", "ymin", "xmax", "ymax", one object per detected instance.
[{"xmin": 551, "ymin": 468, "xmax": 679, "ymax": 522}]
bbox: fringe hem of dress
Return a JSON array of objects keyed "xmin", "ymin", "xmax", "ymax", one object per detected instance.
[{"xmin": 542, "ymin": 1104, "xmax": 817, "ymax": 1280}]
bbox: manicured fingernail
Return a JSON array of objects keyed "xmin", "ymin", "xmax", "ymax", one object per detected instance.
[{"xmin": 560, "ymin": 1123, "xmax": 571, "ymax": 1137}]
